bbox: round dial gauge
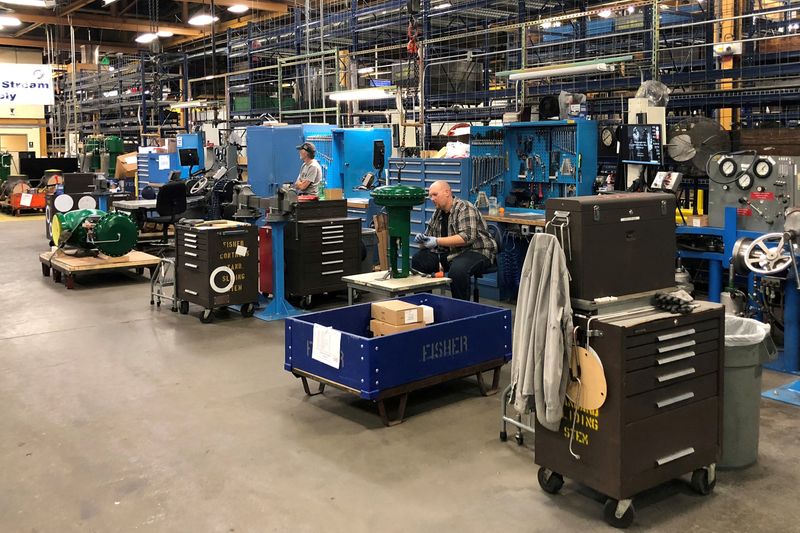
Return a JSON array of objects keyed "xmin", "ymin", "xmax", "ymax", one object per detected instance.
[
  {"xmin": 601, "ymin": 127, "xmax": 615, "ymax": 147},
  {"xmin": 719, "ymin": 158, "xmax": 738, "ymax": 178},
  {"xmin": 754, "ymin": 159, "xmax": 772, "ymax": 179},
  {"xmin": 737, "ymin": 174, "xmax": 753, "ymax": 190}
]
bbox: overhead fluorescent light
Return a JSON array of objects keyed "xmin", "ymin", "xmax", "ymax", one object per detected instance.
[
  {"xmin": 135, "ymin": 33, "xmax": 158, "ymax": 44},
  {"xmin": 168, "ymin": 100, "xmax": 216, "ymax": 110},
  {"xmin": 102, "ymin": 0, "xmax": 121, "ymax": 5},
  {"xmin": 598, "ymin": 9, "xmax": 612, "ymax": 18},
  {"xmin": 357, "ymin": 66, "xmax": 375, "ymax": 74},
  {"xmin": 0, "ymin": 0, "xmax": 50, "ymax": 6},
  {"xmin": 0, "ymin": 15, "xmax": 21, "ymax": 26},
  {"xmin": 509, "ymin": 62, "xmax": 614, "ymax": 81},
  {"xmin": 156, "ymin": 30, "xmax": 174, "ymax": 37},
  {"xmin": 329, "ymin": 87, "xmax": 396, "ymax": 102},
  {"xmin": 188, "ymin": 12, "xmax": 219, "ymax": 26},
  {"xmin": 433, "ymin": 2, "xmax": 451, "ymax": 9},
  {"xmin": 228, "ymin": 4, "xmax": 249, "ymax": 14}
]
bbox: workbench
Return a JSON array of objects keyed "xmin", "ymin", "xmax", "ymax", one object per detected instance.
[
  {"xmin": 483, "ymin": 212, "xmax": 546, "ymax": 226},
  {"xmin": 39, "ymin": 249, "xmax": 160, "ymax": 289},
  {"xmin": 342, "ymin": 270, "xmax": 451, "ymax": 305}
]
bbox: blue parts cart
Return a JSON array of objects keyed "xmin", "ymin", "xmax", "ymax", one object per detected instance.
[{"xmin": 284, "ymin": 294, "xmax": 512, "ymax": 426}]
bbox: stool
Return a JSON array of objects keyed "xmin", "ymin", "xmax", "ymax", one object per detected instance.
[
  {"xmin": 150, "ymin": 257, "xmax": 178, "ymax": 312},
  {"xmin": 471, "ymin": 224, "xmax": 503, "ymax": 303}
]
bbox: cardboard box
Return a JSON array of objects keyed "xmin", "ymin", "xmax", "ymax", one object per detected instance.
[
  {"xmin": 115, "ymin": 152, "xmax": 138, "ymax": 179},
  {"xmin": 370, "ymin": 319, "xmax": 425, "ymax": 337},
  {"xmin": 325, "ymin": 188, "xmax": 344, "ymax": 200},
  {"xmin": 164, "ymin": 138, "xmax": 178, "ymax": 153},
  {"xmin": 686, "ymin": 215, "xmax": 709, "ymax": 228},
  {"xmin": 371, "ymin": 300, "xmax": 424, "ymax": 326}
]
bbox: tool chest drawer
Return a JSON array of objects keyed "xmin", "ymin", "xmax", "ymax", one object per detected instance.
[
  {"xmin": 625, "ymin": 326, "xmax": 720, "ymax": 361},
  {"xmin": 625, "ymin": 316, "xmax": 719, "ymax": 349},
  {"xmin": 626, "ymin": 339, "xmax": 719, "ymax": 372},
  {"xmin": 623, "ymin": 396, "xmax": 719, "ymax": 476},
  {"xmin": 625, "ymin": 347, "xmax": 718, "ymax": 396}
]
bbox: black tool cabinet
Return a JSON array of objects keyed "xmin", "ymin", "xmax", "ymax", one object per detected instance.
[
  {"xmin": 284, "ymin": 217, "xmax": 361, "ymax": 303},
  {"xmin": 534, "ymin": 303, "xmax": 724, "ymax": 528},
  {"xmin": 175, "ymin": 222, "xmax": 259, "ymax": 323}
]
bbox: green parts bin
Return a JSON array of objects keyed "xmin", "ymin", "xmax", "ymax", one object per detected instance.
[
  {"xmin": 52, "ymin": 208, "xmax": 138, "ymax": 257},
  {"xmin": 720, "ymin": 315, "xmax": 778, "ymax": 469},
  {"xmin": 371, "ymin": 184, "xmax": 427, "ymax": 278}
]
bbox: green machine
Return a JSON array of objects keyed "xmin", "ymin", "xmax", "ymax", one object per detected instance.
[
  {"xmin": 371, "ymin": 184, "xmax": 427, "ymax": 278},
  {"xmin": 0, "ymin": 152, "xmax": 11, "ymax": 181},
  {"xmin": 84, "ymin": 135, "xmax": 124, "ymax": 175},
  {"xmin": 52, "ymin": 209, "xmax": 138, "ymax": 257}
]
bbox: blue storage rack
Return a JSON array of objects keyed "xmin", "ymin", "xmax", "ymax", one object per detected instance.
[{"xmin": 284, "ymin": 293, "xmax": 512, "ymax": 424}]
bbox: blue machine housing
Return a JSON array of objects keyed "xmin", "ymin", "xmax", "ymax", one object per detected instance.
[
  {"xmin": 136, "ymin": 133, "xmax": 206, "ymax": 197},
  {"xmin": 332, "ymin": 127, "xmax": 392, "ymax": 199},
  {"xmin": 284, "ymin": 293, "xmax": 512, "ymax": 400}
]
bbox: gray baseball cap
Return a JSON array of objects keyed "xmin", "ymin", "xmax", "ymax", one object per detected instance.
[{"xmin": 296, "ymin": 141, "xmax": 316, "ymax": 156}]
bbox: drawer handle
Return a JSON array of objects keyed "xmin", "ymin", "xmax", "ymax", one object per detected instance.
[
  {"xmin": 322, "ymin": 269, "xmax": 344, "ymax": 276},
  {"xmin": 656, "ymin": 447, "xmax": 695, "ymax": 466},
  {"xmin": 184, "ymin": 289, "xmax": 198, "ymax": 296},
  {"xmin": 185, "ymin": 263, "xmax": 198, "ymax": 269},
  {"xmin": 657, "ymin": 328, "xmax": 696, "ymax": 342},
  {"xmin": 184, "ymin": 251, "xmax": 197, "ymax": 257},
  {"xmin": 322, "ymin": 260, "xmax": 344, "ymax": 266},
  {"xmin": 183, "ymin": 238, "xmax": 197, "ymax": 244},
  {"xmin": 323, "ymin": 225, "xmax": 344, "ymax": 230},
  {"xmin": 184, "ymin": 232, "xmax": 197, "ymax": 238},
  {"xmin": 656, "ymin": 391, "xmax": 695, "ymax": 409},
  {"xmin": 185, "ymin": 244, "xmax": 197, "ymax": 249},
  {"xmin": 323, "ymin": 240, "xmax": 344, "ymax": 245},
  {"xmin": 322, "ymin": 234, "xmax": 344, "ymax": 239},
  {"xmin": 322, "ymin": 250, "xmax": 343, "ymax": 255},
  {"xmin": 656, "ymin": 367, "xmax": 696, "ymax": 383},
  {"xmin": 657, "ymin": 351, "xmax": 696, "ymax": 365},
  {"xmin": 658, "ymin": 340, "xmax": 696, "ymax": 353},
  {"xmin": 221, "ymin": 229, "xmax": 247, "ymax": 236}
]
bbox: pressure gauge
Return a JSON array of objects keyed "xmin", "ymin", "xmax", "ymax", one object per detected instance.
[
  {"xmin": 754, "ymin": 159, "xmax": 773, "ymax": 179},
  {"xmin": 737, "ymin": 173, "xmax": 753, "ymax": 190},
  {"xmin": 601, "ymin": 127, "xmax": 615, "ymax": 147},
  {"xmin": 719, "ymin": 158, "xmax": 738, "ymax": 178}
]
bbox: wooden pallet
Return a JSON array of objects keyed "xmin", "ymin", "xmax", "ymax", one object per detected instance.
[{"xmin": 39, "ymin": 250, "xmax": 160, "ymax": 289}]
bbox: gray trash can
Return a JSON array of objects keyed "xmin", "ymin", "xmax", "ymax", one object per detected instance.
[{"xmin": 720, "ymin": 315, "xmax": 778, "ymax": 469}]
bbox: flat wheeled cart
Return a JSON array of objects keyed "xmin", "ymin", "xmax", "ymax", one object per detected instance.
[
  {"xmin": 39, "ymin": 250, "xmax": 159, "ymax": 289},
  {"xmin": 285, "ymin": 293, "xmax": 512, "ymax": 426}
]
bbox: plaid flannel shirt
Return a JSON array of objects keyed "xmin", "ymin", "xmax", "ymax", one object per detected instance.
[{"xmin": 427, "ymin": 198, "xmax": 497, "ymax": 262}]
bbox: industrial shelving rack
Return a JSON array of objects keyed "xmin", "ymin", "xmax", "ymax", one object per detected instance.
[{"xmin": 51, "ymin": 52, "xmax": 189, "ymax": 154}]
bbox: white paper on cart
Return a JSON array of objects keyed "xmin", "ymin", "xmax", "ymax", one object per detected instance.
[
  {"xmin": 312, "ymin": 324, "xmax": 342, "ymax": 369},
  {"xmin": 158, "ymin": 155, "xmax": 170, "ymax": 170}
]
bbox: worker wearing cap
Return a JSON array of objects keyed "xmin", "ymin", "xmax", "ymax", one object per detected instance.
[{"xmin": 293, "ymin": 141, "xmax": 323, "ymax": 196}]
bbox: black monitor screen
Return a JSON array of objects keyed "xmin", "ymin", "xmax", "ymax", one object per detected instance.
[
  {"xmin": 179, "ymin": 148, "xmax": 200, "ymax": 167},
  {"xmin": 20, "ymin": 157, "xmax": 79, "ymax": 181},
  {"xmin": 620, "ymin": 124, "xmax": 663, "ymax": 166}
]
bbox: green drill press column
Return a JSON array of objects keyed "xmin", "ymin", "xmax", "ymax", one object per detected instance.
[{"xmin": 371, "ymin": 184, "xmax": 427, "ymax": 278}]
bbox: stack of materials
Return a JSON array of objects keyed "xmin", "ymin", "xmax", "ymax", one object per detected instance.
[{"xmin": 369, "ymin": 300, "xmax": 434, "ymax": 336}]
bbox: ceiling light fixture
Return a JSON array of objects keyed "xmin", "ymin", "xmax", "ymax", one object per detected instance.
[
  {"xmin": 0, "ymin": 0, "xmax": 50, "ymax": 7},
  {"xmin": 188, "ymin": 12, "xmax": 219, "ymax": 26},
  {"xmin": 0, "ymin": 15, "xmax": 21, "ymax": 26},
  {"xmin": 433, "ymin": 2, "xmax": 451, "ymax": 9},
  {"xmin": 156, "ymin": 30, "xmax": 174, "ymax": 37},
  {"xmin": 357, "ymin": 66, "xmax": 375, "ymax": 74},
  {"xmin": 329, "ymin": 87, "xmax": 396, "ymax": 102},
  {"xmin": 102, "ymin": 0, "xmax": 121, "ymax": 5},
  {"xmin": 497, "ymin": 55, "xmax": 631, "ymax": 81},
  {"xmin": 598, "ymin": 9, "xmax": 612, "ymax": 18},
  {"xmin": 228, "ymin": 4, "xmax": 249, "ymax": 14},
  {"xmin": 135, "ymin": 32, "xmax": 158, "ymax": 44}
]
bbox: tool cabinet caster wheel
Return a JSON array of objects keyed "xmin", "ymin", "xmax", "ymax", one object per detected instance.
[
  {"xmin": 603, "ymin": 499, "xmax": 635, "ymax": 529},
  {"xmin": 179, "ymin": 301, "xmax": 189, "ymax": 315},
  {"xmin": 690, "ymin": 468, "xmax": 716, "ymax": 495},
  {"xmin": 499, "ymin": 431, "xmax": 508, "ymax": 442},
  {"xmin": 537, "ymin": 468, "xmax": 564, "ymax": 494},
  {"xmin": 515, "ymin": 433, "xmax": 524, "ymax": 446},
  {"xmin": 241, "ymin": 302, "xmax": 256, "ymax": 318},
  {"xmin": 299, "ymin": 295, "xmax": 313, "ymax": 309},
  {"xmin": 200, "ymin": 309, "xmax": 214, "ymax": 323}
]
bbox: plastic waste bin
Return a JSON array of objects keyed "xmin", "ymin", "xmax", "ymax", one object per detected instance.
[{"xmin": 720, "ymin": 315, "xmax": 778, "ymax": 469}]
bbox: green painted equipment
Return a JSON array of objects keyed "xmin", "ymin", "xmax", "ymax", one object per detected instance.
[
  {"xmin": 52, "ymin": 208, "xmax": 138, "ymax": 257},
  {"xmin": 84, "ymin": 135, "xmax": 124, "ymax": 174},
  {"xmin": 0, "ymin": 152, "xmax": 11, "ymax": 181},
  {"xmin": 371, "ymin": 184, "xmax": 427, "ymax": 278}
]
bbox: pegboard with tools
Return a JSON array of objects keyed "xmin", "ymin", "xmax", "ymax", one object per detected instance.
[
  {"xmin": 505, "ymin": 120, "xmax": 599, "ymax": 209},
  {"xmin": 469, "ymin": 126, "xmax": 507, "ymax": 200}
]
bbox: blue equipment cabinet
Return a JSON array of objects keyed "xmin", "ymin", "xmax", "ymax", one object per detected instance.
[
  {"xmin": 176, "ymin": 132, "xmax": 206, "ymax": 178},
  {"xmin": 332, "ymin": 127, "xmax": 392, "ymax": 198},
  {"xmin": 284, "ymin": 293, "xmax": 512, "ymax": 425},
  {"xmin": 246, "ymin": 124, "xmax": 336, "ymax": 198}
]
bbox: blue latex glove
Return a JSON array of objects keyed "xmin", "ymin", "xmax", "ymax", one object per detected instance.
[
  {"xmin": 422, "ymin": 235, "xmax": 438, "ymax": 249},
  {"xmin": 414, "ymin": 233, "xmax": 427, "ymax": 243}
]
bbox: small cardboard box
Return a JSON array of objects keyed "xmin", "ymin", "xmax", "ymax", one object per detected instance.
[
  {"xmin": 115, "ymin": 152, "xmax": 138, "ymax": 179},
  {"xmin": 371, "ymin": 300, "xmax": 423, "ymax": 326},
  {"xmin": 164, "ymin": 138, "xmax": 178, "ymax": 153},
  {"xmin": 687, "ymin": 215, "xmax": 709, "ymax": 228},
  {"xmin": 325, "ymin": 188, "xmax": 344, "ymax": 200},
  {"xmin": 370, "ymin": 319, "xmax": 425, "ymax": 337}
]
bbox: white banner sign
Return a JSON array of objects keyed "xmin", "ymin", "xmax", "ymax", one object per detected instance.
[{"xmin": 0, "ymin": 64, "xmax": 54, "ymax": 106}]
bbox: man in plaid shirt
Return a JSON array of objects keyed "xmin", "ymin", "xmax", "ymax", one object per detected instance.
[{"xmin": 412, "ymin": 180, "xmax": 497, "ymax": 300}]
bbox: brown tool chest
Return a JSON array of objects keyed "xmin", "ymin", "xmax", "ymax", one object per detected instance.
[
  {"xmin": 175, "ymin": 221, "xmax": 259, "ymax": 321},
  {"xmin": 534, "ymin": 302, "xmax": 724, "ymax": 527}
]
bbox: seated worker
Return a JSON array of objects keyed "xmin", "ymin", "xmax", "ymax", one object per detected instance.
[
  {"xmin": 412, "ymin": 180, "xmax": 497, "ymax": 300},
  {"xmin": 293, "ymin": 141, "xmax": 323, "ymax": 196}
]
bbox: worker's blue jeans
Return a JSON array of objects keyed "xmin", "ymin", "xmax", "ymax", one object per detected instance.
[{"xmin": 411, "ymin": 249, "xmax": 491, "ymax": 300}]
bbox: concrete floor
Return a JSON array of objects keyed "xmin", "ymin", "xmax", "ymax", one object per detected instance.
[{"xmin": 1, "ymin": 218, "xmax": 799, "ymax": 533}]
